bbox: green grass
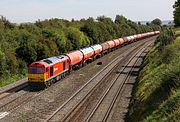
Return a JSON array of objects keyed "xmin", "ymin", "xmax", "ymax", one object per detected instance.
[
  {"xmin": 145, "ymin": 89, "xmax": 180, "ymax": 122},
  {"xmin": 173, "ymin": 27, "xmax": 180, "ymax": 32},
  {"xmin": 175, "ymin": 30, "xmax": 180, "ymax": 37},
  {"xmin": 0, "ymin": 74, "xmax": 27, "ymax": 87},
  {"xmin": 173, "ymin": 27, "xmax": 180, "ymax": 37},
  {"xmin": 129, "ymin": 30, "xmax": 180, "ymax": 122}
]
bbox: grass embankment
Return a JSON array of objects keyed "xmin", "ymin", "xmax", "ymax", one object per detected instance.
[
  {"xmin": 175, "ymin": 28, "xmax": 180, "ymax": 37},
  {"xmin": 129, "ymin": 28, "xmax": 180, "ymax": 122},
  {"xmin": 0, "ymin": 74, "xmax": 27, "ymax": 87}
]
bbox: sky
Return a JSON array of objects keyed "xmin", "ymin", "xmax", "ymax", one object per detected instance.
[{"xmin": 0, "ymin": 0, "xmax": 176, "ymax": 23}]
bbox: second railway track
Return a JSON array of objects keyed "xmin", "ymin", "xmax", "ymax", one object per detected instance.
[{"xmin": 84, "ymin": 42, "xmax": 151, "ymax": 122}]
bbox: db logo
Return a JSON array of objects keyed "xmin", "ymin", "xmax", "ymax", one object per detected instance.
[{"xmin": 54, "ymin": 68, "xmax": 58, "ymax": 71}]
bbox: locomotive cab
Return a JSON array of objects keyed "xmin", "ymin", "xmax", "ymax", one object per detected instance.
[{"xmin": 28, "ymin": 62, "xmax": 47, "ymax": 83}]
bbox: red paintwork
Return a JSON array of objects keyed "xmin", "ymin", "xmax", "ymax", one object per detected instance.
[
  {"xmin": 133, "ymin": 35, "xmax": 138, "ymax": 40},
  {"xmin": 141, "ymin": 33, "xmax": 146, "ymax": 38},
  {"xmin": 137, "ymin": 34, "xmax": 142, "ymax": 39},
  {"xmin": 150, "ymin": 32, "xmax": 155, "ymax": 35},
  {"xmin": 147, "ymin": 32, "xmax": 151, "ymax": 36},
  {"xmin": 94, "ymin": 48, "xmax": 102, "ymax": 55},
  {"xmin": 119, "ymin": 38, "xmax": 124, "ymax": 45},
  {"xmin": 45, "ymin": 59, "xmax": 69, "ymax": 80},
  {"xmin": 126, "ymin": 36, "xmax": 132, "ymax": 42},
  {"xmin": 29, "ymin": 62, "xmax": 48, "ymax": 69},
  {"xmin": 130, "ymin": 36, "xmax": 135, "ymax": 41},
  {"xmin": 113, "ymin": 39, "xmax": 120, "ymax": 46},
  {"xmin": 155, "ymin": 31, "xmax": 160, "ymax": 34},
  {"xmin": 123, "ymin": 37, "xmax": 129, "ymax": 43},
  {"xmin": 107, "ymin": 41, "xmax": 115, "ymax": 49},
  {"xmin": 101, "ymin": 42, "xmax": 110, "ymax": 51},
  {"xmin": 65, "ymin": 50, "xmax": 83, "ymax": 66},
  {"xmin": 80, "ymin": 47, "xmax": 95, "ymax": 60},
  {"xmin": 91, "ymin": 45, "xmax": 103, "ymax": 55}
]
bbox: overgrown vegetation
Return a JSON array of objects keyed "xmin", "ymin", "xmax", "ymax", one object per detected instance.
[
  {"xmin": 128, "ymin": 28, "xmax": 180, "ymax": 122},
  {"xmin": 0, "ymin": 15, "xmax": 160, "ymax": 87}
]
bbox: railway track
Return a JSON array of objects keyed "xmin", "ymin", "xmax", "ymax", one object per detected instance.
[
  {"xmin": 85, "ymin": 43, "xmax": 150, "ymax": 122},
  {"xmin": 0, "ymin": 89, "xmax": 40, "ymax": 111},
  {"xmin": 0, "ymin": 81, "xmax": 28, "ymax": 101},
  {"xmin": 0, "ymin": 79, "xmax": 43, "ymax": 120},
  {"xmin": 65, "ymin": 42, "xmax": 152, "ymax": 122},
  {"xmin": 43, "ymin": 39, "xmax": 153, "ymax": 122},
  {"xmin": 0, "ymin": 86, "xmax": 42, "ymax": 120}
]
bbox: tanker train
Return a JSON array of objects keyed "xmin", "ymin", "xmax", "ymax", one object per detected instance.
[{"xmin": 28, "ymin": 31, "xmax": 160, "ymax": 88}]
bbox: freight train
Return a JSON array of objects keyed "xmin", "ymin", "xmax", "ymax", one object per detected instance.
[{"xmin": 28, "ymin": 31, "xmax": 160, "ymax": 88}]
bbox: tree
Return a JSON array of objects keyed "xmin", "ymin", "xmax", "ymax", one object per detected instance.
[
  {"xmin": 14, "ymin": 30, "xmax": 38, "ymax": 64},
  {"xmin": 97, "ymin": 16, "xmax": 117, "ymax": 39},
  {"xmin": 16, "ymin": 43, "xmax": 37, "ymax": 64},
  {"xmin": 115, "ymin": 15, "xmax": 127, "ymax": 25},
  {"xmin": 151, "ymin": 18, "xmax": 162, "ymax": 26},
  {"xmin": 80, "ymin": 19, "xmax": 100, "ymax": 44},
  {"xmin": 67, "ymin": 27, "xmax": 90, "ymax": 49},
  {"xmin": 173, "ymin": 0, "xmax": 180, "ymax": 27},
  {"xmin": 0, "ymin": 16, "xmax": 15, "ymax": 29},
  {"xmin": 0, "ymin": 48, "xmax": 6, "ymax": 75}
]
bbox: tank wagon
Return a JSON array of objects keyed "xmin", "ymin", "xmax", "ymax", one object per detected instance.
[
  {"xmin": 28, "ymin": 31, "xmax": 160, "ymax": 88},
  {"xmin": 113, "ymin": 39, "xmax": 120, "ymax": 49},
  {"xmin": 91, "ymin": 44, "xmax": 103, "ymax": 59},
  {"xmin": 80, "ymin": 47, "xmax": 95, "ymax": 65},
  {"xmin": 107, "ymin": 40, "xmax": 116, "ymax": 51},
  {"xmin": 101, "ymin": 42, "xmax": 110, "ymax": 55},
  {"xmin": 65, "ymin": 50, "xmax": 83, "ymax": 70},
  {"xmin": 119, "ymin": 38, "xmax": 125, "ymax": 46}
]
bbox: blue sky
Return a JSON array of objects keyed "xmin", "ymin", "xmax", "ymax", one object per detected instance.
[{"xmin": 0, "ymin": 0, "xmax": 176, "ymax": 23}]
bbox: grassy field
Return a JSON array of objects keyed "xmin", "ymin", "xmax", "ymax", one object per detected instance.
[
  {"xmin": 128, "ymin": 28, "xmax": 180, "ymax": 122},
  {"xmin": 175, "ymin": 28, "xmax": 180, "ymax": 37}
]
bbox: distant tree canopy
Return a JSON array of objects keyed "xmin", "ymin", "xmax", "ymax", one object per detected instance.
[
  {"xmin": 173, "ymin": 0, "xmax": 180, "ymax": 27},
  {"xmin": 0, "ymin": 15, "xmax": 161, "ymax": 77},
  {"xmin": 151, "ymin": 18, "xmax": 162, "ymax": 26}
]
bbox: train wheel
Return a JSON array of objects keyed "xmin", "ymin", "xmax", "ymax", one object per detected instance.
[
  {"xmin": 48, "ymin": 80, "xmax": 53, "ymax": 86},
  {"xmin": 52, "ymin": 79, "xmax": 56, "ymax": 83},
  {"xmin": 63, "ymin": 73, "xmax": 66, "ymax": 78},
  {"xmin": 45, "ymin": 81, "xmax": 49, "ymax": 88},
  {"xmin": 45, "ymin": 80, "xmax": 51, "ymax": 88},
  {"xmin": 56, "ymin": 76, "xmax": 60, "ymax": 81}
]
